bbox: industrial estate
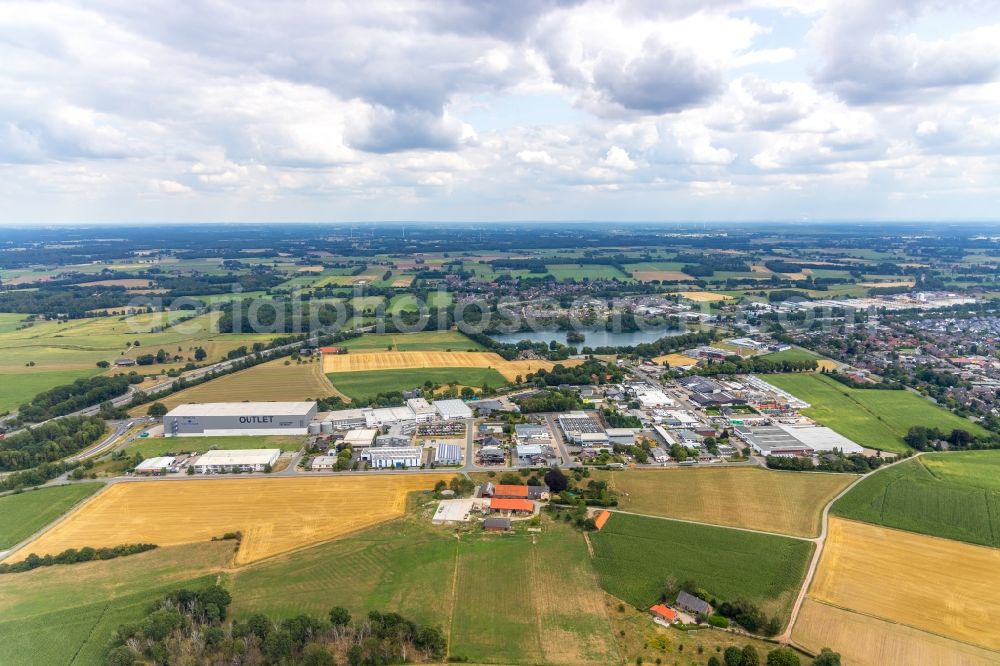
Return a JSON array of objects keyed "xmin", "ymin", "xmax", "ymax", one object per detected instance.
[{"xmin": 1, "ymin": 224, "xmax": 999, "ymax": 666}]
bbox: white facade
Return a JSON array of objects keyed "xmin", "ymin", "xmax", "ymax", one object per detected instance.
[
  {"xmin": 324, "ymin": 408, "xmax": 368, "ymax": 430},
  {"xmin": 193, "ymin": 448, "xmax": 280, "ymax": 473},
  {"xmin": 164, "ymin": 401, "xmax": 316, "ymax": 437},
  {"xmin": 636, "ymin": 389, "xmax": 674, "ymax": 407},
  {"xmin": 365, "ymin": 446, "xmax": 423, "ymax": 468},
  {"xmin": 406, "ymin": 398, "xmax": 437, "ymax": 422},
  {"xmin": 310, "ymin": 455, "xmax": 340, "ymax": 470},
  {"xmin": 135, "ymin": 456, "xmax": 175, "ymax": 474},
  {"xmin": 434, "ymin": 399, "xmax": 473, "ymax": 420}
]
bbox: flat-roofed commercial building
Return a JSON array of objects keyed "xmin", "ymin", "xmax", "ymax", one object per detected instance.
[
  {"xmin": 365, "ymin": 446, "xmax": 423, "ymax": 469},
  {"xmin": 434, "ymin": 441, "xmax": 463, "ymax": 465},
  {"xmin": 164, "ymin": 402, "xmax": 316, "ymax": 437},
  {"xmin": 406, "ymin": 397, "xmax": 437, "ymax": 422},
  {"xmin": 733, "ymin": 425, "xmax": 811, "ymax": 457},
  {"xmin": 434, "ymin": 399, "xmax": 473, "ymax": 420},
  {"xmin": 323, "ymin": 408, "xmax": 368, "ymax": 431},
  {"xmin": 342, "ymin": 428, "xmax": 378, "ymax": 449},
  {"xmin": 134, "ymin": 456, "xmax": 176, "ymax": 475},
  {"xmin": 192, "ymin": 448, "xmax": 281, "ymax": 473}
]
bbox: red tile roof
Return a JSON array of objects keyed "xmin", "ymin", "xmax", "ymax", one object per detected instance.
[
  {"xmin": 649, "ymin": 605, "xmax": 678, "ymax": 622},
  {"xmin": 492, "ymin": 484, "xmax": 529, "ymax": 498},
  {"xmin": 594, "ymin": 510, "xmax": 611, "ymax": 530},
  {"xmin": 490, "ymin": 498, "xmax": 534, "ymax": 512}
]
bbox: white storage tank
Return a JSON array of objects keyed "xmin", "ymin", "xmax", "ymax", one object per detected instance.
[
  {"xmin": 308, "ymin": 422, "xmax": 322, "ymax": 435},
  {"xmin": 320, "ymin": 421, "xmax": 334, "ymax": 433}
]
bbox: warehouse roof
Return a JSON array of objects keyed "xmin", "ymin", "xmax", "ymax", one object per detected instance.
[
  {"xmin": 434, "ymin": 399, "xmax": 473, "ymax": 419},
  {"xmin": 343, "ymin": 429, "xmax": 379, "ymax": 446},
  {"xmin": 135, "ymin": 456, "xmax": 175, "ymax": 471},
  {"xmin": 493, "ymin": 484, "xmax": 529, "ymax": 497},
  {"xmin": 194, "ymin": 449, "xmax": 280, "ymax": 465},
  {"xmin": 166, "ymin": 402, "xmax": 316, "ymax": 417}
]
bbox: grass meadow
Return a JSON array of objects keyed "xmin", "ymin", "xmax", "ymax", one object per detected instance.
[
  {"xmin": 0, "ymin": 368, "xmax": 100, "ymax": 414},
  {"xmin": 0, "ymin": 541, "xmax": 234, "ymax": 666},
  {"xmin": 122, "ymin": 435, "xmax": 306, "ymax": 458},
  {"xmin": 766, "ymin": 373, "xmax": 988, "ymax": 454},
  {"xmin": 0, "ymin": 483, "xmax": 103, "ymax": 550},
  {"xmin": 832, "ymin": 451, "xmax": 1000, "ymax": 548},
  {"xmin": 327, "ymin": 367, "xmax": 506, "ymax": 401},
  {"xmin": 590, "ymin": 513, "xmax": 813, "ymax": 622}
]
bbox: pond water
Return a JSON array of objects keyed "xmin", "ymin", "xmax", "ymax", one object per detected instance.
[{"xmin": 488, "ymin": 327, "xmax": 685, "ymax": 348}]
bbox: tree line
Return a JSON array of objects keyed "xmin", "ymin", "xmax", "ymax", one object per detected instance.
[
  {"xmin": 105, "ymin": 586, "xmax": 446, "ymax": 666},
  {"xmin": 0, "ymin": 415, "xmax": 106, "ymax": 471},
  {"xmin": 15, "ymin": 373, "xmax": 143, "ymax": 424}
]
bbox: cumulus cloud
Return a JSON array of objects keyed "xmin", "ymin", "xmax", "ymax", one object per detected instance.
[
  {"xmin": 0, "ymin": 0, "xmax": 998, "ymax": 221},
  {"xmin": 811, "ymin": 0, "xmax": 1000, "ymax": 103}
]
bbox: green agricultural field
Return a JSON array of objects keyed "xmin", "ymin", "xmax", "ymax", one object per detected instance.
[
  {"xmin": 328, "ymin": 367, "xmax": 506, "ymax": 401},
  {"xmin": 590, "ymin": 513, "xmax": 813, "ymax": 623},
  {"xmin": 832, "ymin": 451, "xmax": 1000, "ymax": 548},
  {"xmin": 0, "ymin": 483, "xmax": 103, "ymax": 549},
  {"xmin": 0, "ymin": 368, "xmax": 100, "ymax": 414},
  {"xmin": 759, "ymin": 347, "xmax": 821, "ymax": 364},
  {"xmin": 122, "ymin": 435, "xmax": 305, "ymax": 458},
  {"xmin": 0, "ymin": 541, "xmax": 233, "ymax": 666},
  {"xmin": 337, "ymin": 330, "xmax": 484, "ymax": 351},
  {"xmin": 765, "ymin": 373, "xmax": 988, "ymax": 454},
  {"xmin": 546, "ymin": 263, "xmax": 632, "ymax": 281},
  {"xmin": 387, "ymin": 291, "xmax": 453, "ymax": 313},
  {"xmin": 0, "ymin": 313, "xmax": 28, "ymax": 333}
]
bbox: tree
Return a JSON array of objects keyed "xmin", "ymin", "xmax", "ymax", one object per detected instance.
[
  {"xmin": 811, "ymin": 649, "xmax": 841, "ymax": 666},
  {"xmin": 301, "ymin": 643, "xmax": 335, "ymax": 666},
  {"xmin": 741, "ymin": 645, "xmax": 760, "ymax": 666},
  {"xmin": 708, "ymin": 658, "xmax": 722, "ymax": 666},
  {"xmin": 97, "ymin": 360, "xmax": 110, "ymax": 368},
  {"xmin": 105, "ymin": 646, "xmax": 137, "ymax": 666},
  {"xmin": 766, "ymin": 648, "xmax": 800, "ymax": 666},
  {"xmin": 147, "ymin": 402, "xmax": 167, "ymax": 417},
  {"xmin": 329, "ymin": 606, "xmax": 351, "ymax": 626},
  {"xmin": 194, "ymin": 347, "xmax": 207, "ymax": 361},
  {"xmin": 544, "ymin": 467, "xmax": 568, "ymax": 492},
  {"xmin": 724, "ymin": 647, "xmax": 743, "ymax": 666}
]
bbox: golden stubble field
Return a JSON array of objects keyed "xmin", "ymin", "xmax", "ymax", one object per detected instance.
[
  {"xmin": 600, "ymin": 467, "xmax": 854, "ymax": 537},
  {"xmin": 805, "ymin": 518, "xmax": 1000, "ymax": 652},
  {"xmin": 794, "ymin": 599, "xmax": 1000, "ymax": 666},
  {"xmin": 5, "ymin": 475, "xmax": 454, "ymax": 566},
  {"xmin": 129, "ymin": 357, "xmax": 343, "ymax": 415},
  {"xmin": 322, "ymin": 350, "xmax": 579, "ymax": 381}
]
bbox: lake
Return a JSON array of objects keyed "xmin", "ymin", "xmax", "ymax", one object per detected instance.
[{"xmin": 488, "ymin": 327, "xmax": 685, "ymax": 348}]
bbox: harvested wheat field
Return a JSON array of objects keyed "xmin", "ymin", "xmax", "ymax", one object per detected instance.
[
  {"xmin": 322, "ymin": 350, "xmax": 578, "ymax": 381},
  {"xmin": 680, "ymin": 291, "xmax": 732, "ymax": 302},
  {"xmin": 793, "ymin": 599, "xmax": 999, "ymax": 666},
  {"xmin": 652, "ymin": 353, "xmax": 699, "ymax": 367},
  {"xmin": 5, "ymin": 475, "xmax": 454, "ymax": 566},
  {"xmin": 814, "ymin": 359, "xmax": 838, "ymax": 371},
  {"xmin": 130, "ymin": 358, "xmax": 342, "ymax": 416},
  {"xmin": 808, "ymin": 518, "xmax": 1000, "ymax": 651},
  {"xmin": 391, "ymin": 276, "xmax": 414, "ymax": 287}
]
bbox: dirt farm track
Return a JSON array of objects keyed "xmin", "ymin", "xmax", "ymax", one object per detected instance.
[
  {"xmin": 4, "ymin": 476, "xmax": 453, "ymax": 566},
  {"xmin": 322, "ymin": 350, "xmax": 578, "ymax": 381}
]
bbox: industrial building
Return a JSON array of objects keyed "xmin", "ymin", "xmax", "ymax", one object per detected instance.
[
  {"xmin": 192, "ymin": 448, "xmax": 281, "ymax": 473},
  {"xmin": 406, "ymin": 397, "xmax": 437, "ymax": 422},
  {"xmin": 557, "ymin": 412, "xmax": 605, "ymax": 444},
  {"xmin": 434, "ymin": 399, "xmax": 473, "ymax": 420},
  {"xmin": 365, "ymin": 446, "xmax": 422, "ymax": 469},
  {"xmin": 733, "ymin": 425, "xmax": 812, "ymax": 457},
  {"xmin": 164, "ymin": 402, "xmax": 316, "ymax": 437},
  {"xmin": 309, "ymin": 455, "xmax": 340, "ymax": 470},
  {"xmin": 606, "ymin": 428, "xmax": 636, "ymax": 445},
  {"xmin": 342, "ymin": 428, "xmax": 378, "ymax": 449},
  {"xmin": 323, "ymin": 408, "xmax": 368, "ymax": 431},
  {"xmin": 134, "ymin": 456, "xmax": 176, "ymax": 475},
  {"xmin": 433, "ymin": 441, "xmax": 463, "ymax": 465},
  {"xmin": 775, "ymin": 423, "xmax": 864, "ymax": 454}
]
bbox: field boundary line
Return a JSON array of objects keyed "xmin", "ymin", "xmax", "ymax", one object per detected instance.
[
  {"xmin": 445, "ymin": 536, "xmax": 461, "ymax": 660},
  {"xmin": 804, "ymin": 598, "xmax": 1000, "ymax": 655},
  {"xmin": 599, "ymin": 507, "xmax": 816, "ymax": 542},
  {"xmin": 781, "ymin": 453, "xmax": 920, "ymax": 644},
  {"xmin": 68, "ymin": 602, "xmax": 110, "ymax": 666},
  {"xmin": 0, "ymin": 482, "xmax": 111, "ymax": 562}
]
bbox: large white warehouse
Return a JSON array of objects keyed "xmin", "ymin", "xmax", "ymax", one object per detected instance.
[{"xmin": 164, "ymin": 402, "xmax": 317, "ymax": 437}]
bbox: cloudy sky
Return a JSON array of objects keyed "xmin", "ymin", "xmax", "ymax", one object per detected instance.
[{"xmin": 2, "ymin": 0, "xmax": 999, "ymax": 224}]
